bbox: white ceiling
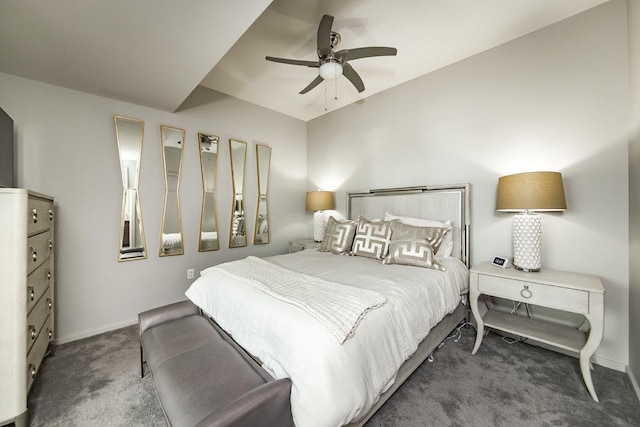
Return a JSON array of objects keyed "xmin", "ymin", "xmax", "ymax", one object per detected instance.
[
  {"xmin": 0, "ymin": 0, "xmax": 609, "ymax": 122},
  {"xmin": 0, "ymin": 0, "xmax": 273, "ymax": 112}
]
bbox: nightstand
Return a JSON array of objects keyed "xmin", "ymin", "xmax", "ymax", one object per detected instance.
[
  {"xmin": 288, "ymin": 238, "xmax": 321, "ymax": 253},
  {"xmin": 469, "ymin": 261, "xmax": 604, "ymax": 402}
]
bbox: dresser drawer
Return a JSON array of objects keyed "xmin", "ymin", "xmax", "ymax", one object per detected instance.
[
  {"xmin": 26, "ymin": 316, "xmax": 52, "ymax": 391},
  {"xmin": 27, "ymin": 287, "xmax": 52, "ymax": 353},
  {"xmin": 27, "ymin": 197, "xmax": 54, "ymax": 236},
  {"xmin": 27, "ymin": 262, "xmax": 52, "ymax": 314},
  {"xmin": 478, "ymin": 275, "xmax": 589, "ymax": 314},
  {"xmin": 27, "ymin": 230, "xmax": 53, "ymax": 275}
]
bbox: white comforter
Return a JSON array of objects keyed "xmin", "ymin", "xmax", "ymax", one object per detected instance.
[{"xmin": 185, "ymin": 250, "xmax": 468, "ymax": 427}]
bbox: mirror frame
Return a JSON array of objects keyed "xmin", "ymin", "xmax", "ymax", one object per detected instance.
[
  {"xmin": 229, "ymin": 139, "xmax": 247, "ymax": 248},
  {"xmin": 198, "ymin": 132, "xmax": 220, "ymax": 252},
  {"xmin": 159, "ymin": 125, "xmax": 185, "ymax": 256},
  {"xmin": 254, "ymin": 144, "xmax": 271, "ymax": 245},
  {"xmin": 114, "ymin": 115, "xmax": 147, "ymax": 262}
]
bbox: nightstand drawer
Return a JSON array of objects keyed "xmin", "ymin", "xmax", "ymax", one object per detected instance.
[{"xmin": 478, "ymin": 275, "xmax": 589, "ymax": 314}]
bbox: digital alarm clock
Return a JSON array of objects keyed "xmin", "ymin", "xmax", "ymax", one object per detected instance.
[{"xmin": 491, "ymin": 256, "xmax": 512, "ymax": 268}]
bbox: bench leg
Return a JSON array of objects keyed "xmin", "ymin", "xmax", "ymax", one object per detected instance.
[{"xmin": 140, "ymin": 345, "xmax": 145, "ymax": 378}]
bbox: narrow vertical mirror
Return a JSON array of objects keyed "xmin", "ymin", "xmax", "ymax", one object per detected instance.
[
  {"xmin": 254, "ymin": 144, "xmax": 271, "ymax": 245},
  {"xmin": 229, "ymin": 139, "xmax": 247, "ymax": 248},
  {"xmin": 198, "ymin": 133, "xmax": 219, "ymax": 251},
  {"xmin": 160, "ymin": 125, "xmax": 185, "ymax": 256},
  {"xmin": 114, "ymin": 115, "xmax": 147, "ymax": 261}
]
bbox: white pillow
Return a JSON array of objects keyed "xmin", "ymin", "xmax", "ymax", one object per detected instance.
[{"xmin": 384, "ymin": 212, "xmax": 454, "ymax": 258}]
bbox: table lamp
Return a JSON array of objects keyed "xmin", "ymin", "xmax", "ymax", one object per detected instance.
[
  {"xmin": 305, "ymin": 190, "xmax": 335, "ymax": 242},
  {"xmin": 496, "ymin": 171, "xmax": 566, "ymax": 271}
]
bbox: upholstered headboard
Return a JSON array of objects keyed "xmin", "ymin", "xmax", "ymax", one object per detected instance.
[{"xmin": 347, "ymin": 184, "xmax": 471, "ymax": 268}]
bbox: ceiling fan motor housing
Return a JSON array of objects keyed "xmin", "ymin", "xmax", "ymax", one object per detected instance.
[{"xmin": 330, "ymin": 31, "xmax": 341, "ymax": 49}]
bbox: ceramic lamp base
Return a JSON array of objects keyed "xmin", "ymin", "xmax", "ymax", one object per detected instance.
[
  {"xmin": 512, "ymin": 212, "xmax": 542, "ymax": 272},
  {"xmin": 313, "ymin": 211, "xmax": 326, "ymax": 242}
]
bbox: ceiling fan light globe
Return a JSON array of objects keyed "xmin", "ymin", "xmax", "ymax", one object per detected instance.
[{"xmin": 319, "ymin": 61, "xmax": 343, "ymax": 80}]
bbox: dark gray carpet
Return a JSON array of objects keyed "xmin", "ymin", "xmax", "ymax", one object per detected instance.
[
  {"xmin": 28, "ymin": 326, "xmax": 164, "ymax": 427},
  {"xmin": 366, "ymin": 328, "xmax": 640, "ymax": 427},
  {"xmin": 28, "ymin": 324, "xmax": 640, "ymax": 426}
]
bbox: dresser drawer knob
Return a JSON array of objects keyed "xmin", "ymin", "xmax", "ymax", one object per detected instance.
[
  {"xmin": 47, "ymin": 298, "xmax": 52, "ymax": 310},
  {"xmin": 31, "ymin": 248, "xmax": 37, "ymax": 263},
  {"xmin": 47, "ymin": 269, "xmax": 51, "ymax": 280},
  {"xmin": 29, "ymin": 325, "xmax": 37, "ymax": 340},
  {"xmin": 28, "ymin": 287, "xmax": 35, "ymax": 301},
  {"xmin": 48, "ymin": 328, "xmax": 53, "ymax": 340},
  {"xmin": 520, "ymin": 284, "xmax": 533, "ymax": 299},
  {"xmin": 31, "ymin": 209, "xmax": 38, "ymax": 223},
  {"xmin": 48, "ymin": 240, "xmax": 53, "ymax": 251},
  {"xmin": 48, "ymin": 209, "xmax": 53, "ymax": 221},
  {"xmin": 29, "ymin": 364, "xmax": 36, "ymax": 379}
]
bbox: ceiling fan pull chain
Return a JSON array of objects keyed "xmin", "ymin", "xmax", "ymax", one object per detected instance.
[
  {"xmin": 334, "ymin": 74, "xmax": 338, "ymax": 101},
  {"xmin": 324, "ymin": 80, "xmax": 328, "ymax": 111}
]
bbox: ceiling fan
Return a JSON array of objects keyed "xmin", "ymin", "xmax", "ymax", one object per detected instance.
[{"xmin": 265, "ymin": 14, "xmax": 397, "ymax": 95}]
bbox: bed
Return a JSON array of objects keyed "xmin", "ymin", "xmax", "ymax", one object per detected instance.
[{"xmin": 185, "ymin": 184, "xmax": 470, "ymax": 427}]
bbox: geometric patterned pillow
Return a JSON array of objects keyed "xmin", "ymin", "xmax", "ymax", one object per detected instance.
[
  {"xmin": 384, "ymin": 212, "xmax": 454, "ymax": 258},
  {"xmin": 351, "ymin": 216, "xmax": 393, "ymax": 260},
  {"xmin": 382, "ymin": 221, "xmax": 447, "ymax": 271},
  {"xmin": 319, "ymin": 216, "xmax": 357, "ymax": 255}
]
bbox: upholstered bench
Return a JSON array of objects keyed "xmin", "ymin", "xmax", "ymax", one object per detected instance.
[{"xmin": 139, "ymin": 301, "xmax": 293, "ymax": 427}]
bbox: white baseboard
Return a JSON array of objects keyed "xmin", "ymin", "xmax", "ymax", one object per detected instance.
[
  {"xmin": 54, "ymin": 318, "xmax": 138, "ymax": 345},
  {"xmin": 592, "ymin": 355, "xmax": 627, "ymax": 372},
  {"xmin": 628, "ymin": 365, "xmax": 640, "ymax": 404}
]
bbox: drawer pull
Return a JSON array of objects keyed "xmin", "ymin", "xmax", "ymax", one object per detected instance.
[
  {"xmin": 31, "ymin": 208, "xmax": 38, "ymax": 223},
  {"xmin": 520, "ymin": 284, "xmax": 533, "ymax": 299},
  {"xmin": 48, "ymin": 209, "xmax": 53, "ymax": 221},
  {"xmin": 31, "ymin": 248, "xmax": 37, "ymax": 263},
  {"xmin": 47, "ymin": 298, "xmax": 52, "ymax": 310},
  {"xmin": 47, "ymin": 269, "xmax": 51, "ymax": 280},
  {"xmin": 48, "ymin": 328, "xmax": 53, "ymax": 340},
  {"xmin": 49, "ymin": 240, "xmax": 53, "ymax": 251},
  {"xmin": 29, "ymin": 325, "xmax": 37, "ymax": 340},
  {"xmin": 28, "ymin": 286, "xmax": 35, "ymax": 301},
  {"xmin": 29, "ymin": 364, "xmax": 36, "ymax": 379}
]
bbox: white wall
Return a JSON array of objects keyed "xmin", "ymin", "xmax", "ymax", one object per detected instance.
[
  {"xmin": 308, "ymin": 1, "xmax": 629, "ymax": 369},
  {"xmin": 0, "ymin": 74, "xmax": 307, "ymax": 343},
  {"xmin": 627, "ymin": 0, "xmax": 640, "ymax": 393}
]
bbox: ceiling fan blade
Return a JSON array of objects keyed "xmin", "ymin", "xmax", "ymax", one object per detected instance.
[
  {"xmin": 342, "ymin": 63, "xmax": 365, "ymax": 93},
  {"xmin": 336, "ymin": 47, "xmax": 397, "ymax": 62},
  {"xmin": 265, "ymin": 56, "xmax": 318, "ymax": 67},
  {"xmin": 299, "ymin": 75, "xmax": 324, "ymax": 94},
  {"xmin": 317, "ymin": 14, "xmax": 334, "ymax": 57}
]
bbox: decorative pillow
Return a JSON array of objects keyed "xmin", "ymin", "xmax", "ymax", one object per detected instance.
[
  {"xmin": 383, "ymin": 221, "xmax": 447, "ymax": 271},
  {"xmin": 319, "ymin": 216, "xmax": 357, "ymax": 255},
  {"xmin": 351, "ymin": 216, "xmax": 393, "ymax": 260},
  {"xmin": 384, "ymin": 212, "xmax": 454, "ymax": 258}
]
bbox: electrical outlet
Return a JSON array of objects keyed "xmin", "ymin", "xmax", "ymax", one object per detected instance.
[{"xmin": 187, "ymin": 268, "xmax": 194, "ymax": 279}]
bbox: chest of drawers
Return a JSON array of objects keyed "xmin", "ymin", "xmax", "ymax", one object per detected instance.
[{"xmin": 0, "ymin": 189, "xmax": 55, "ymax": 427}]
